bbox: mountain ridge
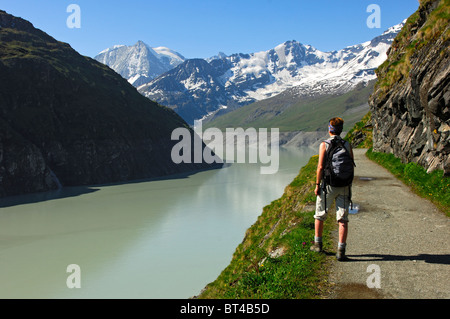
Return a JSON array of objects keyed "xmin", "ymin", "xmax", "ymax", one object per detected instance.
[
  {"xmin": 203, "ymin": 80, "xmax": 375, "ymax": 133},
  {"xmin": 125, "ymin": 22, "xmax": 404, "ymax": 124},
  {"xmin": 0, "ymin": 10, "xmax": 216, "ymax": 198}
]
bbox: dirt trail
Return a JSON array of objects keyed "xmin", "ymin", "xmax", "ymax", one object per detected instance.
[{"xmin": 328, "ymin": 149, "xmax": 450, "ymax": 299}]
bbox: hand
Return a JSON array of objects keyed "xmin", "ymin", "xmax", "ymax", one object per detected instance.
[{"xmin": 315, "ymin": 185, "xmax": 320, "ymax": 196}]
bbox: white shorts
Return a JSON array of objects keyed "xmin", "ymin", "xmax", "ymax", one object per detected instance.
[{"xmin": 314, "ymin": 185, "xmax": 351, "ymax": 222}]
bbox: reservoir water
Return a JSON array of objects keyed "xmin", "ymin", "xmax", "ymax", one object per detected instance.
[{"xmin": 0, "ymin": 146, "xmax": 316, "ymax": 298}]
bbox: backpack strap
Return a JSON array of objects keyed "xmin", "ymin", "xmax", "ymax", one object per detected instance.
[
  {"xmin": 323, "ymin": 137, "xmax": 344, "ymax": 169},
  {"xmin": 324, "ymin": 136, "xmax": 350, "ymax": 152}
]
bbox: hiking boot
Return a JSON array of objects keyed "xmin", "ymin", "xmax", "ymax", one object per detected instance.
[
  {"xmin": 336, "ymin": 248, "xmax": 350, "ymax": 261},
  {"xmin": 310, "ymin": 241, "xmax": 323, "ymax": 253}
]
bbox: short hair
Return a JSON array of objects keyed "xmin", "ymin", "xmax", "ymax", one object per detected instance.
[
  {"xmin": 328, "ymin": 117, "xmax": 344, "ymax": 135},
  {"xmin": 329, "ymin": 117, "xmax": 344, "ymax": 127}
]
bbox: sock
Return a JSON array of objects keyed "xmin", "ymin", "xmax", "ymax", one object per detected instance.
[
  {"xmin": 338, "ymin": 242, "xmax": 346, "ymax": 249},
  {"xmin": 315, "ymin": 236, "xmax": 322, "ymax": 243}
]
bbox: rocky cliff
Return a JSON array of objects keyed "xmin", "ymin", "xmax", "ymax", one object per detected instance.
[
  {"xmin": 0, "ymin": 11, "xmax": 217, "ymax": 198},
  {"xmin": 370, "ymin": 0, "xmax": 449, "ymax": 175}
]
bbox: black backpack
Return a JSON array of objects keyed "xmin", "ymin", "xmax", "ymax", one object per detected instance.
[{"xmin": 323, "ymin": 137, "xmax": 355, "ymax": 187}]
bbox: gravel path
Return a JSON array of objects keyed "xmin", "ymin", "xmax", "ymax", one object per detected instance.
[{"xmin": 328, "ymin": 149, "xmax": 450, "ymax": 299}]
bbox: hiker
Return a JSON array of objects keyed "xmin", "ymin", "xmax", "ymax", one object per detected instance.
[{"xmin": 310, "ymin": 117, "xmax": 355, "ymax": 261}]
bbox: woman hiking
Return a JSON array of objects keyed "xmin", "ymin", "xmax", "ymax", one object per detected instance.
[{"xmin": 310, "ymin": 117, "xmax": 355, "ymax": 261}]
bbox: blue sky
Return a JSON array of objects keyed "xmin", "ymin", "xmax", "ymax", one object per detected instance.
[{"xmin": 1, "ymin": 0, "xmax": 419, "ymax": 59}]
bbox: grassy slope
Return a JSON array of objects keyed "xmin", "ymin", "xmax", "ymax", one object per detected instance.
[
  {"xmin": 204, "ymin": 81, "xmax": 374, "ymax": 132},
  {"xmin": 0, "ymin": 10, "xmax": 216, "ymax": 197},
  {"xmin": 0, "ymin": 22, "xmax": 186, "ymax": 143},
  {"xmin": 373, "ymin": 0, "xmax": 450, "ymax": 102},
  {"xmin": 344, "ymin": 112, "xmax": 373, "ymax": 149}
]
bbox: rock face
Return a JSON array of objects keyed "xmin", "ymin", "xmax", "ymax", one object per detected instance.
[
  {"xmin": 0, "ymin": 10, "xmax": 217, "ymax": 198},
  {"xmin": 370, "ymin": 0, "xmax": 449, "ymax": 175}
]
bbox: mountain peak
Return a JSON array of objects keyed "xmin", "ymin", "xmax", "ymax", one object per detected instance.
[
  {"xmin": 95, "ymin": 41, "xmax": 185, "ymax": 86},
  {"xmin": 135, "ymin": 40, "xmax": 150, "ymax": 49},
  {"xmin": 139, "ymin": 22, "xmax": 403, "ymax": 124},
  {"xmin": 207, "ymin": 52, "xmax": 228, "ymax": 62},
  {"xmin": 283, "ymin": 40, "xmax": 300, "ymax": 46},
  {"xmin": 0, "ymin": 10, "xmax": 32, "ymax": 30},
  {"xmin": 0, "ymin": 10, "xmax": 56, "ymax": 43},
  {"xmin": 381, "ymin": 20, "xmax": 406, "ymax": 36}
]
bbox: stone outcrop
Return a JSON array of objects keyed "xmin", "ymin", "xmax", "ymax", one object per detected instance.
[{"xmin": 369, "ymin": 0, "xmax": 449, "ymax": 175}]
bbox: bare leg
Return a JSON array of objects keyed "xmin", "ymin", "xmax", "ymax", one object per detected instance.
[
  {"xmin": 311, "ymin": 219, "xmax": 324, "ymax": 252},
  {"xmin": 315, "ymin": 219, "xmax": 324, "ymax": 238},
  {"xmin": 337, "ymin": 221, "xmax": 349, "ymax": 261},
  {"xmin": 338, "ymin": 221, "xmax": 348, "ymax": 244}
]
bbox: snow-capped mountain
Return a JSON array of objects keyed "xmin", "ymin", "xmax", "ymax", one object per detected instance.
[
  {"xmin": 137, "ymin": 58, "xmax": 251, "ymax": 123},
  {"xmin": 97, "ymin": 22, "xmax": 404, "ymax": 124},
  {"xmin": 136, "ymin": 22, "xmax": 404, "ymax": 124},
  {"xmin": 94, "ymin": 41, "xmax": 185, "ymax": 87}
]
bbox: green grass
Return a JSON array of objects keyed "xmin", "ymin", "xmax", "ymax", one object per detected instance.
[
  {"xmin": 366, "ymin": 149, "xmax": 450, "ymax": 217},
  {"xmin": 198, "ymin": 156, "xmax": 335, "ymax": 299},
  {"xmin": 373, "ymin": 0, "xmax": 449, "ymax": 101},
  {"xmin": 344, "ymin": 112, "xmax": 373, "ymax": 149}
]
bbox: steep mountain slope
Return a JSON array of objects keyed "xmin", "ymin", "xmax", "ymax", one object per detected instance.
[
  {"xmin": 94, "ymin": 40, "xmax": 185, "ymax": 87},
  {"xmin": 0, "ymin": 10, "xmax": 215, "ymax": 198},
  {"xmin": 137, "ymin": 23, "xmax": 402, "ymax": 124},
  {"xmin": 138, "ymin": 58, "xmax": 249, "ymax": 123},
  {"xmin": 370, "ymin": 0, "xmax": 449, "ymax": 175},
  {"xmin": 204, "ymin": 80, "xmax": 374, "ymax": 132}
]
